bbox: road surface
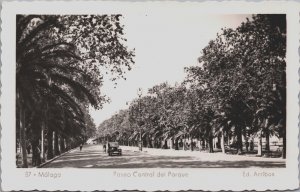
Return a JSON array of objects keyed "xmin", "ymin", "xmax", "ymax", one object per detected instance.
[{"xmin": 43, "ymin": 144, "xmax": 285, "ymax": 168}]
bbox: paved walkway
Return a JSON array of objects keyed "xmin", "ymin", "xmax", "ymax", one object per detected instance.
[
  {"xmin": 120, "ymin": 146, "xmax": 285, "ymax": 162},
  {"xmin": 43, "ymin": 144, "xmax": 285, "ymax": 168}
]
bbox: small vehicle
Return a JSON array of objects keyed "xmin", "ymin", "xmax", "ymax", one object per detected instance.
[{"xmin": 107, "ymin": 142, "xmax": 122, "ymax": 156}]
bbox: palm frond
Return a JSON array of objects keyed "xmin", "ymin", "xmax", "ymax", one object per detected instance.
[{"xmin": 51, "ymin": 74, "xmax": 98, "ymax": 108}]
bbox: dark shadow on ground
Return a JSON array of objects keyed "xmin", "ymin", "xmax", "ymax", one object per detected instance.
[{"xmin": 44, "ymin": 148, "xmax": 285, "ymax": 168}]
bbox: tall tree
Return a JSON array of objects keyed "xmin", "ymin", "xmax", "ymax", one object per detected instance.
[
  {"xmin": 16, "ymin": 15, "xmax": 135, "ymax": 167},
  {"xmin": 185, "ymin": 14, "xmax": 286, "ymax": 155}
]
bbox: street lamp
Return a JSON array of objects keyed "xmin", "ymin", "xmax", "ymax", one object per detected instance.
[{"xmin": 137, "ymin": 88, "xmax": 143, "ymax": 151}]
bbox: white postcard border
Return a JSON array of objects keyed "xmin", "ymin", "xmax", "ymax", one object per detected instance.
[{"xmin": 1, "ymin": 1, "xmax": 299, "ymax": 191}]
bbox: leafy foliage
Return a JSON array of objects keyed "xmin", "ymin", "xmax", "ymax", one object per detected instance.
[
  {"xmin": 98, "ymin": 15, "xmax": 286, "ymax": 157},
  {"xmin": 16, "ymin": 14, "xmax": 135, "ymax": 167}
]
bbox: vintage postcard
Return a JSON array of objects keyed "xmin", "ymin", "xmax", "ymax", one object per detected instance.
[{"xmin": 1, "ymin": 1, "xmax": 299, "ymax": 191}]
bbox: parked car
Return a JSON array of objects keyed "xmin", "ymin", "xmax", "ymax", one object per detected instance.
[{"xmin": 107, "ymin": 142, "xmax": 122, "ymax": 156}]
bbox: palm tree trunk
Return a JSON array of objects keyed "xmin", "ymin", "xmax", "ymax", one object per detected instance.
[
  {"xmin": 197, "ymin": 136, "xmax": 201, "ymax": 151},
  {"xmin": 183, "ymin": 136, "xmax": 186, "ymax": 150},
  {"xmin": 40, "ymin": 122, "xmax": 45, "ymax": 162},
  {"xmin": 175, "ymin": 138, "xmax": 179, "ymax": 150},
  {"xmin": 265, "ymin": 129, "xmax": 270, "ymax": 152},
  {"xmin": 54, "ymin": 131, "xmax": 60, "ymax": 156},
  {"xmin": 147, "ymin": 136, "xmax": 151, "ymax": 148},
  {"xmin": 60, "ymin": 135, "xmax": 65, "ymax": 153},
  {"xmin": 190, "ymin": 135, "xmax": 193, "ymax": 151},
  {"xmin": 221, "ymin": 130, "xmax": 226, "ymax": 153},
  {"xmin": 47, "ymin": 128, "xmax": 54, "ymax": 159},
  {"xmin": 31, "ymin": 137, "xmax": 41, "ymax": 167},
  {"xmin": 201, "ymin": 138, "xmax": 206, "ymax": 151},
  {"xmin": 282, "ymin": 130, "xmax": 286, "ymax": 159},
  {"xmin": 257, "ymin": 130, "xmax": 262, "ymax": 156},
  {"xmin": 217, "ymin": 135, "xmax": 221, "ymax": 149},
  {"xmin": 67, "ymin": 138, "xmax": 71, "ymax": 150},
  {"xmin": 236, "ymin": 126, "xmax": 243, "ymax": 154},
  {"xmin": 170, "ymin": 138, "xmax": 174, "ymax": 149},
  {"xmin": 165, "ymin": 139, "xmax": 168, "ymax": 149},
  {"xmin": 208, "ymin": 136, "xmax": 214, "ymax": 153},
  {"xmin": 227, "ymin": 133, "xmax": 231, "ymax": 146},
  {"xmin": 19, "ymin": 104, "xmax": 28, "ymax": 168},
  {"xmin": 145, "ymin": 136, "xmax": 148, "ymax": 148},
  {"xmin": 213, "ymin": 138, "xmax": 216, "ymax": 149}
]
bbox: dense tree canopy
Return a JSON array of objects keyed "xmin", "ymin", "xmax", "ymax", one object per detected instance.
[
  {"xmin": 16, "ymin": 14, "xmax": 135, "ymax": 167},
  {"xmin": 97, "ymin": 14, "xmax": 286, "ymax": 158}
]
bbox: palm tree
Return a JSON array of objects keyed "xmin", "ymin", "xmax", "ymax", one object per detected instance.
[{"xmin": 16, "ymin": 15, "xmax": 102, "ymax": 167}]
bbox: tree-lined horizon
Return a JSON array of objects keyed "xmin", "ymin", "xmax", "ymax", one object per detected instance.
[
  {"xmin": 16, "ymin": 15, "xmax": 135, "ymax": 167},
  {"xmin": 97, "ymin": 14, "xmax": 286, "ymax": 158},
  {"xmin": 16, "ymin": 14, "xmax": 286, "ymax": 169}
]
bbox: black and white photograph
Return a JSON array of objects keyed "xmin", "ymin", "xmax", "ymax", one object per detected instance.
[
  {"xmin": 1, "ymin": 1, "xmax": 299, "ymax": 191},
  {"xmin": 16, "ymin": 13, "xmax": 287, "ymax": 169}
]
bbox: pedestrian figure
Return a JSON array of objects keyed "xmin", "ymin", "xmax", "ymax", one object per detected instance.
[
  {"xmin": 34, "ymin": 145, "xmax": 41, "ymax": 166},
  {"xmin": 26, "ymin": 143, "xmax": 31, "ymax": 154},
  {"xmin": 79, "ymin": 143, "xmax": 83, "ymax": 151},
  {"xmin": 185, "ymin": 142, "xmax": 189, "ymax": 150},
  {"xmin": 103, "ymin": 144, "xmax": 106, "ymax": 153},
  {"xmin": 245, "ymin": 140, "xmax": 249, "ymax": 152},
  {"xmin": 250, "ymin": 140, "xmax": 254, "ymax": 151}
]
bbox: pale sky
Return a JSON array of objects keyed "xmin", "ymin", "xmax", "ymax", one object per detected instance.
[{"xmin": 90, "ymin": 14, "xmax": 252, "ymax": 126}]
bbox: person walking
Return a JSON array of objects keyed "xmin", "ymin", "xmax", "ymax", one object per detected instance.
[
  {"xmin": 103, "ymin": 144, "xmax": 106, "ymax": 153},
  {"xmin": 250, "ymin": 139, "xmax": 254, "ymax": 151},
  {"xmin": 245, "ymin": 140, "xmax": 249, "ymax": 152},
  {"xmin": 79, "ymin": 143, "xmax": 83, "ymax": 151}
]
